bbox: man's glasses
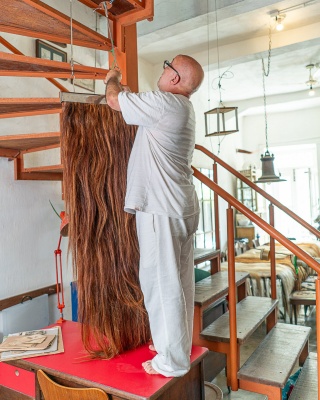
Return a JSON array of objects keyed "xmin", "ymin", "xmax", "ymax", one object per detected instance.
[{"xmin": 163, "ymin": 60, "xmax": 181, "ymax": 82}]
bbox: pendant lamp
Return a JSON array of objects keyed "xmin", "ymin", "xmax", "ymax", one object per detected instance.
[
  {"xmin": 255, "ymin": 46, "xmax": 285, "ymax": 184},
  {"xmin": 255, "ymin": 150, "xmax": 285, "ymax": 183}
]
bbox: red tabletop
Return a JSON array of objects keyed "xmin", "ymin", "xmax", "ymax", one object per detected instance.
[{"xmin": 20, "ymin": 321, "xmax": 208, "ymax": 399}]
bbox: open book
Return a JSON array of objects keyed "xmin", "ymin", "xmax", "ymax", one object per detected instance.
[{"xmin": 0, "ymin": 326, "xmax": 64, "ymax": 361}]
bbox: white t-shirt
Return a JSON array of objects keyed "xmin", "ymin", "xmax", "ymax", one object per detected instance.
[{"xmin": 118, "ymin": 90, "xmax": 199, "ymax": 219}]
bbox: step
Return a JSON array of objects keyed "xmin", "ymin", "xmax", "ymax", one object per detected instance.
[
  {"xmin": 289, "ymin": 352, "xmax": 318, "ymax": 399},
  {"xmin": 238, "ymin": 323, "xmax": 311, "ymax": 388},
  {"xmin": 200, "ymin": 296, "xmax": 278, "ymax": 344},
  {"xmin": 194, "ymin": 271, "xmax": 249, "ymax": 310}
]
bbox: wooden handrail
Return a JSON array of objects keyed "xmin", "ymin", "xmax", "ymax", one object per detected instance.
[
  {"xmin": 195, "ymin": 144, "xmax": 320, "ymax": 239},
  {"xmin": 192, "ymin": 167, "xmax": 320, "ymax": 274}
]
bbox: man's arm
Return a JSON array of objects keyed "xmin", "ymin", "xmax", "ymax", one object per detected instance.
[{"xmin": 104, "ymin": 70, "xmax": 123, "ymax": 111}]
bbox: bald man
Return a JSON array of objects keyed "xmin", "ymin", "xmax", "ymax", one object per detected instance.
[{"xmin": 105, "ymin": 55, "xmax": 204, "ymax": 377}]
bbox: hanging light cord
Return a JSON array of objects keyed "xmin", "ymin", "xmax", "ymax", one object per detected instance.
[
  {"xmin": 261, "ymin": 27, "xmax": 272, "ymax": 154},
  {"xmin": 70, "ymin": 0, "xmax": 75, "ymax": 92},
  {"xmin": 214, "ymin": 0, "xmax": 223, "ymax": 105},
  {"xmin": 93, "ymin": 1, "xmax": 119, "ymax": 70}
]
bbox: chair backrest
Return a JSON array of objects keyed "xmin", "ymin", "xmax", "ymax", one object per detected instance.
[
  {"xmin": 37, "ymin": 370, "xmax": 109, "ymax": 400},
  {"xmin": 252, "ymin": 238, "xmax": 260, "ymax": 248}
]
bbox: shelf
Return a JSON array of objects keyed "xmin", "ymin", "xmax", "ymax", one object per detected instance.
[
  {"xmin": 0, "ymin": 98, "xmax": 62, "ymax": 119},
  {"xmin": 24, "ymin": 165, "xmax": 63, "ymax": 173},
  {"xmin": 0, "ymin": 132, "xmax": 60, "ymax": 155},
  {"xmin": 0, "ymin": 132, "xmax": 62, "ymax": 181},
  {"xmin": 1, "ymin": 0, "xmax": 111, "ymax": 51}
]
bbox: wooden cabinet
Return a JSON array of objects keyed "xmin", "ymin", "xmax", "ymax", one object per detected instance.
[
  {"xmin": 235, "ymin": 167, "xmax": 258, "ymax": 246},
  {"xmin": 0, "ymin": 362, "xmax": 35, "ymax": 399},
  {"xmin": 236, "ymin": 167, "xmax": 258, "ymax": 212}
]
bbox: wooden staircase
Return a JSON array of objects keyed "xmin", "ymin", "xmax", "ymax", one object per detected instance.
[
  {"xmin": 193, "ymin": 269, "xmax": 312, "ymax": 399},
  {"xmin": 192, "ymin": 146, "xmax": 320, "ymax": 399},
  {"xmin": 238, "ymin": 323, "xmax": 311, "ymax": 398}
]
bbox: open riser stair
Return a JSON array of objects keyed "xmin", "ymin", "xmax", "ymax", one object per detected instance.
[{"xmin": 191, "ymin": 146, "xmax": 320, "ymax": 399}]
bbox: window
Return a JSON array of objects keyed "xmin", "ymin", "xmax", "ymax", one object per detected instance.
[{"xmin": 193, "ymin": 168, "xmax": 215, "ymax": 249}]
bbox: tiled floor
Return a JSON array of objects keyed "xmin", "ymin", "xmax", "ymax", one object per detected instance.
[{"xmin": 209, "ymin": 306, "xmax": 317, "ymax": 399}]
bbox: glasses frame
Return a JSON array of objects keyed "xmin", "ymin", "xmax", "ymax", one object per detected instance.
[{"xmin": 163, "ymin": 60, "xmax": 181, "ymax": 82}]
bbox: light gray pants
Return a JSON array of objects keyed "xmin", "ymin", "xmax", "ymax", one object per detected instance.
[{"xmin": 136, "ymin": 211, "xmax": 199, "ymax": 377}]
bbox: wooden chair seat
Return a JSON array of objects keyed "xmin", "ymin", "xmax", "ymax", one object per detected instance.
[
  {"xmin": 37, "ymin": 370, "xmax": 109, "ymax": 400},
  {"xmin": 289, "ymin": 290, "xmax": 316, "ymax": 325}
]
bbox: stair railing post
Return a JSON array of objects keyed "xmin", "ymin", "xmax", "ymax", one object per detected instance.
[
  {"xmin": 227, "ymin": 205, "xmax": 238, "ymax": 391},
  {"xmin": 213, "ymin": 161, "xmax": 221, "ymax": 253},
  {"xmin": 269, "ymin": 203, "xmax": 277, "ymax": 301},
  {"xmin": 316, "ymin": 274, "xmax": 320, "ymax": 400}
]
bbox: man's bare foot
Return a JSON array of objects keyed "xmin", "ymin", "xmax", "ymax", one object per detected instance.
[
  {"xmin": 149, "ymin": 344, "xmax": 156, "ymax": 352},
  {"xmin": 142, "ymin": 360, "xmax": 159, "ymax": 375}
]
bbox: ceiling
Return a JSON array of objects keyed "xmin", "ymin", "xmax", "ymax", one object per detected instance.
[{"xmin": 136, "ymin": 0, "xmax": 320, "ymax": 105}]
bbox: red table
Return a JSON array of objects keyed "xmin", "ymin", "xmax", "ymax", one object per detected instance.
[{"xmin": 0, "ymin": 321, "xmax": 208, "ymax": 400}]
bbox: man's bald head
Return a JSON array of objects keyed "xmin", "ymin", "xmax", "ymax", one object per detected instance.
[
  {"xmin": 174, "ymin": 55, "xmax": 204, "ymax": 96},
  {"xmin": 157, "ymin": 55, "xmax": 204, "ymax": 97}
]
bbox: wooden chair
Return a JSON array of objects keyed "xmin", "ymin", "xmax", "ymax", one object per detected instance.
[{"xmin": 37, "ymin": 370, "xmax": 109, "ymax": 400}]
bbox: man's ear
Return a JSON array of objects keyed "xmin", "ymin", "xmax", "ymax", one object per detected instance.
[{"xmin": 171, "ymin": 75, "xmax": 180, "ymax": 85}]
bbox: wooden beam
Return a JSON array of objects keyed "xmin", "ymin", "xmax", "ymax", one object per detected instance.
[
  {"xmin": 0, "ymin": 35, "xmax": 68, "ymax": 92},
  {"xmin": 14, "ymin": 156, "xmax": 63, "ymax": 181},
  {"xmin": 0, "ymin": 52, "xmax": 108, "ymax": 79},
  {"xmin": 110, "ymin": 24, "xmax": 138, "ymax": 92},
  {"xmin": 126, "ymin": 0, "xmax": 145, "ymax": 10},
  {"xmin": 0, "ymin": 284, "xmax": 59, "ymax": 311},
  {"xmin": 0, "ymin": 98, "xmax": 61, "ymax": 119},
  {"xmin": 0, "ymin": 148, "xmax": 20, "ymax": 158},
  {"xmin": 0, "ymin": 0, "xmax": 111, "ymax": 51},
  {"xmin": 116, "ymin": 0, "xmax": 153, "ymax": 26},
  {"xmin": 23, "ymin": 143, "xmax": 61, "ymax": 153},
  {"xmin": 77, "ymin": 0, "xmax": 107, "ymax": 17}
]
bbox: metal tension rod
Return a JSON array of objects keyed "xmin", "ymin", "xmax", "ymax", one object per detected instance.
[{"xmin": 60, "ymin": 92, "xmax": 106, "ymax": 104}]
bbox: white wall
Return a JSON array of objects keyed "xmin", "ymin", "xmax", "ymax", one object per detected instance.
[
  {"xmin": 0, "ymin": 0, "xmax": 107, "ymax": 334},
  {"xmin": 137, "ymin": 58, "xmax": 320, "ymax": 251}
]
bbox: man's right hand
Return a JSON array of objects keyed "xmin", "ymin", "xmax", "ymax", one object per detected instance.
[{"xmin": 104, "ymin": 70, "xmax": 122, "ymax": 85}]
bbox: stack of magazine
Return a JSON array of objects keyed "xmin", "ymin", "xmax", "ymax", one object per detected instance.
[{"xmin": 0, "ymin": 326, "xmax": 63, "ymax": 361}]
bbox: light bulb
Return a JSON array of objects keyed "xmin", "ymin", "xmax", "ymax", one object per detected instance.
[
  {"xmin": 276, "ymin": 21, "xmax": 284, "ymax": 31},
  {"xmin": 309, "ymin": 87, "xmax": 315, "ymax": 96},
  {"xmin": 274, "ymin": 14, "xmax": 285, "ymax": 31}
]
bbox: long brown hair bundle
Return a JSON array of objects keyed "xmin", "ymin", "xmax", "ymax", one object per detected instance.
[{"xmin": 61, "ymin": 102, "xmax": 150, "ymax": 358}]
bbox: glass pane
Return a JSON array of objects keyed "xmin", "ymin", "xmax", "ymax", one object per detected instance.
[
  {"xmin": 203, "ymin": 200, "xmax": 213, "ymax": 231},
  {"xmin": 205, "ymin": 232, "xmax": 214, "ymax": 248}
]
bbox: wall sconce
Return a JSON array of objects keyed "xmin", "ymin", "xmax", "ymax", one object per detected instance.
[
  {"xmin": 306, "ymin": 64, "xmax": 318, "ymax": 96},
  {"xmin": 275, "ymin": 13, "xmax": 286, "ymax": 31},
  {"xmin": 204, "ymin": 106, "xmax": 239, "ymax": 137}
]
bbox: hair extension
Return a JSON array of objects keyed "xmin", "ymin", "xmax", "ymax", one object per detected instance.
[{"xmin": 61, "ymin": 102, "xmax": 150, "ymax": 358}]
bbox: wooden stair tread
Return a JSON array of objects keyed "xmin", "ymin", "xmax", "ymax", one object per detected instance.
[
  {"xmin": 289, "ymin": 353, "xmax": 318, "ymax": 399},
  {"xmin": 200, "ymin": 296, "xmax": 278, "ymax": 344},
  {"xmin": 0, "ymin": 132, "xmax": 60, "ymax": 151},
  {"xmin": 194, "ymin": 271, "xmax": 248, "ymax": 308},
  {"xmin": 238, "ymin": 323, "xmax": 311, "ymax": 388},
  {"xmin": 194, "ymin": 248, "xmax": 220, "ymax": 265},
  {"xmin": 24, "ymin": 165, "xmax": 63, "ymax": 173}
]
